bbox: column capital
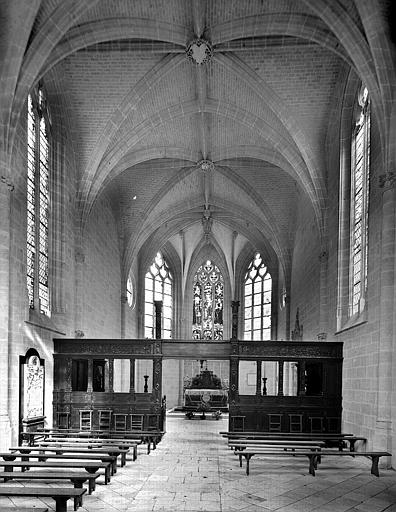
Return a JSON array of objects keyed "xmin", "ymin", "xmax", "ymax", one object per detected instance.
[{"xmin": 378, "ymin": 171, "xmax": 396, "ymax": 192}]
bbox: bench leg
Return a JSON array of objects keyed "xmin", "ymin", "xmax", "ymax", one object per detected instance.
[
  {"xmin": 370, "ymin": 456, "xmax": 380, "ymax": 477},
  {"xmin": 245, "ymin": 454, "xmax": 253, "ymax": 476},
  {"xmin": 70, "ymin": 480, "xmax": 84, "ymax": 507},
  {"xmin": 307, "ymin": 455, "xmax": 316, "ymax": 476},
  {"xmin": 54, "ymin": 497, "xmax": 68, "ymax": 512}
]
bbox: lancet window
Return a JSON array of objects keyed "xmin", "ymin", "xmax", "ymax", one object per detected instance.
[
  {"xmin": 26, "ymin": 86, "xmax": 51, "ymax": 315},
  {"xmin": 192, "ymin": 260, "xmax": 224, "ymax": 340},
  {"xmin": 244, "ymin": 252, "xmax": 272, "ymax": 340},
  {"xmin": 350, "ymin": 86, "xmax": 370, "ymax": 316},
  {"xmin": 144, "ymin": 252, "xmax": 173, "ymax": 339}
]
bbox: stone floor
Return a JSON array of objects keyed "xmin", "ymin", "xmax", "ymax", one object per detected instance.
[{"xmin": 2, "ymin": 413, "xmax": 396, "ymax": 511}]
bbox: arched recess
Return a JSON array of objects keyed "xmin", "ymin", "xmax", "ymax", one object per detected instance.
[
  {"xmin": 336, "ymin": 69, "xmax": 366, "ymax": 331},
  {"xmin": 19, "ymin": 348, "xmax": 45, "ymax": 444},
  {"xmin": 184, "ymin": 243, "xmax": 231, "ymax": 340},
  {"xmin": 234, "ymin": 244, "xmax": 280, "ymax": 342},
  {"xmin": 137, "ymin": 240, "xmax": 182, "ymax": 340}
]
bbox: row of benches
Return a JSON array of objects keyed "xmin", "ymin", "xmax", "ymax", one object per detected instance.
[
  {"xmin": 220, "ymin": 431, "xmax": 392, "ymax": 477},
  {"xmin": 0, "ymin": 427, "xmax": 164, "ymax": 511}
]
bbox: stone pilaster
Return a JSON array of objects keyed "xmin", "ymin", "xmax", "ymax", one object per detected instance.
[
  {"xmin": 284, "ymin": 293, "xmax": 291, "ymax": 341},
  {"xmin": 154, "ymin": 300, "xmax": 163, "ymax": 339},
  {"xmin": 0, "ymin": 166, "xmax": 12, "ymax": 449},
  {"xmin": 230, "ymin": 300, "xmax": 239, "ymax": 340},
  {"xmin": 374, "ymin": 171, "xmax": 396, "ymax": 449},
  {"xmin": 318, "ymin": 250, "xmax": 328, "ymax": 340},
  {"xmin": 120, "ymin": 293, "xmax": 127, "ymax": 339}
]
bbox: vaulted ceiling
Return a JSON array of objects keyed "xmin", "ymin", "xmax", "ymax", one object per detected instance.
[{"xmin": 17, "ymin": 0, "xmax": 390, "ymax": 280}]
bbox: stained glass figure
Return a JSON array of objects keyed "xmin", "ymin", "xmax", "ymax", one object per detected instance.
[{"xmin": 192, "ymin": 260, "xmax": 223, "ymax": 340}]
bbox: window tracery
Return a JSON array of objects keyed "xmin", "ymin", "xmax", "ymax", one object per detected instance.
[
  {"xmin": 350, "ymin": 86, "xmax": 370, "ymax": 316},
  {"xmin": 144, "ymin": 252, "xmax": 172, "ymax": 339},
  {"xmin": 244, "ymin": 252, "xmax": 272, "ymax": 340},
  {"xmin": 27, "ymin": 86, "xmax": 51, "ymax": 316}
]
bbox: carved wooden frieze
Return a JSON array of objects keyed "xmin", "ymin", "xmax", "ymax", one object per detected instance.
[
  {"xmin": 54, "ymin": 339, "xmax": 161, "ymax": 357},
  {"xmin": 238, "ymin": 342, "xmax": 342, "ymax": 359}
]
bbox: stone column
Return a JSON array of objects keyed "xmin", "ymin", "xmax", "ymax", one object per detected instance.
[
  {"xmin": 108, "ymin": 359, "xmax": 114, "ymax": 393},
  {"xmin": 129, "ymin": 358, "xmax": 135, "ymax": 397},
  {"xmin": 255, "ymin": 360, "xmax": 262, "ymax": 397},
  {"xmin": 87, "ymin": 359, "xmax": 93, "ymax": 393},
  {"xmin": 0, "ymin": 172, "xmax": 13, "ymax": 449},
  {"xmin": 278, "ymin": 360, "xmax": 284, "ymax": 396},
  {"xmin": 298, "ymin": 361, "xmax": 306, "ymax": 396},
  {"xmin": 375, "ymin": 171, "xmax": 396, "ymax": 449},
  {"xmin": 318, "ymin": 250, "xmax": 328, "ymax": 340},
  {"xmin": 154, "ymin": 300, "xmax": 162, "ymax": 339},
  {"xmin": 231, "ymin": 300, "xmax": 239, "ymax": 340},
  {"xmin": 284, "ymin": 293, "xmax": 291, "ymax": 341},
  {"xmin": 120, "ymin": 293, "xmax": 127, "ymax": 339}
]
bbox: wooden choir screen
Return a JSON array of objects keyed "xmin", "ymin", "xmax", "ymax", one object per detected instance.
[
  {"xmin": 228, "ymin": 340, "xmax": 343, "ymax": 433},
  {"xmin": 52, "ymin": 338, "xmax": 164, "ymax": 431}
]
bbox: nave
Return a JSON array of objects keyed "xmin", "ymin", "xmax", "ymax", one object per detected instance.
[{"xmin": 2, "ymin": 413, "xmax": 396, "ymax": 512}]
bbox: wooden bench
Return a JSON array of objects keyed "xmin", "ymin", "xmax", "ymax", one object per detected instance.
[
  {"xmin": 1, "ymin": 459, "xmax": 112, "ymax": 484},
  {"xmin": 37, "ymin": 439, "xmax": 138, "ymax": 460},
  {"xmin": 312, "ymin": 450, "xmax": 392, "ymax": 477},
  {"xmin": 0, "ymin": 508, "xmax": 48, "ymax": 512},
  {"xmin": 221, "ymin": 431, "xmax": 366, "ymax": 452},
  {"xmin": 0, "ymin": 470, "xmax": 99, "ymax": 509},
  {"xmin": 38, "ymin": 428, "xmax": 164, "ymax": 452},
  {"xmin": 11, "ymin": 444, "xmax": 130, "ymax": 467},
  {"xmin": 235, "ymin": 448, "xmax": 391, "ymax": 477},
  {"xmin": 0, "ymin": 469, "xmax": 99, "ymax": 494},
  {"xmin": 0, "ymin": 451, "xmax": 118, "ymax": 476},
  {"xmin": 0, "ymin": 486, "xmax": 86, "ymax": 512},
  {"xmin": 43, "ymin": 434, "xmax": 155, "ymax": 454},
  {"xmin": 229, "ymin": 439, "xmax": 325, "ymax": 450}
]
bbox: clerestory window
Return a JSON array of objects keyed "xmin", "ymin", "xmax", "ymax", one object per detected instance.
[
  {"xmin": 244, "ymin": 252, "xmax": 272, "ymax": 340},
  {"xmin": 26, "ymin": 86, "xmax": 51, "ymax": 316},
  {"xmin": 144, "ymin": 252, "xmax": 173, "ymax": 339}
]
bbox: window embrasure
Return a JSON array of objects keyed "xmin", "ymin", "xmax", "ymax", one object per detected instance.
[
  {"xmin": 349, "ymin": 86, "xmax": 370, "ymax": 317},
  {"xmin": 27, "ymin": 85, "xmax": 51, "ymax": 316},
  {"xmin": 144, "ymin": 252, "xmax": 173, "ymax": 339},
  {"xmin": 243, "ymin": 252, "xmax": 272, "ymax": 340}
]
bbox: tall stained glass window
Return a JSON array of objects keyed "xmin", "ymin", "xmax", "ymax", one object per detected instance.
[
  {"xmin": 350, "ymin": 86, "xmax": 370, "ymax": 316},
  {"xmin": 145, "ymin": 252, "xmax": 173, "ymax": 339},
  {"xmin": 192, "ymin": 260, "xmax": 224, "ymax": 340},
  {"xmin": 27, "ymin": 86, "xmax": 50, "ymax": 316},
  {"xmin": 244, "ymin": 253, "xmax": 272, "ymax": 340}
]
